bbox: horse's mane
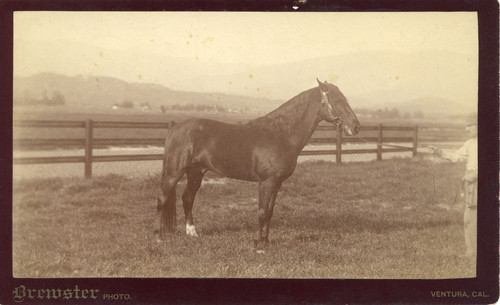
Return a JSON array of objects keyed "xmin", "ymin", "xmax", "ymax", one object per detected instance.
[{"xmin": 245, "ymin": 88, "xmax": 319, "ymax": 138}]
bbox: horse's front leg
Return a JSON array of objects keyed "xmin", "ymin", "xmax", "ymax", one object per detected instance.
[
  {"xmin": 262, "ymin": 181, "xmax": 282, "ymax": 240},
  {"xmin": 254, "ymin": 178, "xmax": 282, "ymax": 252}
]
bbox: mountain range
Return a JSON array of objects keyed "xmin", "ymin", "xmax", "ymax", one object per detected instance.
[
  {"xmin": 13, "ymin": 73, "xmax": 283, "ymax": 113},
  {"xmin": 13, "ymin": 42, "xmax": 477, "ymax": 116}
]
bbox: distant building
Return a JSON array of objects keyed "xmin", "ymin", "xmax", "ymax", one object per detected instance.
[{"xmin": 141, "ymin": 102, "xmax": 152, "ymax": 112}]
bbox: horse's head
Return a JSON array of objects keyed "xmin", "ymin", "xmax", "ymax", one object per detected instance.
[{"xmin": 317, "ymin": 79, "xmax": 361, "ymax": 136}]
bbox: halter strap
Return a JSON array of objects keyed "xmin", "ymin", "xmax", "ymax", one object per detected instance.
[{"xmin": 320, "ymin": 90, "xmax": 341, "ymax": 125}]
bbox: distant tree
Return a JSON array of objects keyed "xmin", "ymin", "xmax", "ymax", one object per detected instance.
[
  {"xmin": 196, "ymin": 104, "xmax": 207, "ymax": 112},
  {"xmin": 51, "ymin": 91, "xmax": 65, "ymax": 106},
  {"xmin": 121, "ymin": 100, "xmax": 134, "ymax": 108},
  {"xmin": 166, "ymin": 103, "xmax": 231, "ymax": 113},
  {"xmin": 413, "ymin": 110, "xmax": 425, "ymax": 119},
  {"xmin": 160, "ymin": 105, "xmax": 167, "ymax": 113},
  {"xmin": 391, "ymin": 107, "xmax": 399, "ymax": 117},
  {"xmin": 39, "ymin": 89, "xmax": 51, "ymax": 105},
  {"xmin": 140, "ymin": 102, "xmax": 151, "ymax": 112},
  {"xmin": 216, "ymin": 105, "xmax": 227, "ymax": 113},
  {"xmin": 15, "ymin": 89, "xmax": 36, "ymax": 105}
]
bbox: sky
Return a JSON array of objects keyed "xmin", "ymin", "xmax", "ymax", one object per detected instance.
[
  {"xmin": 14, "ymin": 12, "xmax": 477, "ymax": 66},
  {"xmin": 13, "ymin": 11, "xmax": 478, "ymax": 111}
]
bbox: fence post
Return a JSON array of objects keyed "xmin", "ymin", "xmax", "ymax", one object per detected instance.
[
  {"xmin": 336, "ymin": 124, "xmax": 342, "ymax": 163},
  {"xmin": 377, "ymin": 123, "xmax": 383, "ymax": 161},
  {"xmin": 412, "ymin": 124, "xmax": 419, "ymax": 157},
  {"xmin": 84, "ymin": 119, "xmax": 94, "ymax": 178}
]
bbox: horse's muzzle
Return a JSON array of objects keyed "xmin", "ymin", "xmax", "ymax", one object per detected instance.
[{"xmin": 344, "ymin": 124, "xmax": 361, "ymax": 136}]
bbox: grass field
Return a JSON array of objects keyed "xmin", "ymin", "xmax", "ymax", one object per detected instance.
[{"xmin": 12, "ymin": 158, "xmax": 475, "ymax": 279}]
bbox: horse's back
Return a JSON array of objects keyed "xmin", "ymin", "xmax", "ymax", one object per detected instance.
[
  {"xmin": 163, "ymin": 118, "xmax": 244, "ymax": 166},
  {"xmin": 164, "ymin": 118, "xmax": 296, "ymax": 181},
  {"xmin": 165, "ymin": 118, "xmax": 241, "ymax": 148}
]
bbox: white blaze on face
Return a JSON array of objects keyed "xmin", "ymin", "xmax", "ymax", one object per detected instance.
[
  {"xmin": 186, "ymin": 223, "xmax": 199, "ymax": 237},
  {"xmin": 344, "ymin": 125, "xmax": 353, "ymax": 136}
]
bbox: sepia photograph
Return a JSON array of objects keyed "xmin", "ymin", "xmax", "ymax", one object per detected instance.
[{"xmin": 3, "ymin": 1, "xmax": 499, "ymax": 304}]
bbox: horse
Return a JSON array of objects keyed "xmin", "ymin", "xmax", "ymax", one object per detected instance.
[{"xmin": 156, "ymin": 79, "xmax": 361, "ymax": 251}]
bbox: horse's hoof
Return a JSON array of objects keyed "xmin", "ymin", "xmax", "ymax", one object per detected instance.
[
  {"xmin": 158, "ymin": 225, "xmax": 173, "ymax": 240},
  {"xmin": 186, "ymin": 224, "xmax": 199, "ymax": 237},
  {"xmin": 155, "ymin": 231, "xmax": 164, "ymax": 243},
  {"xmin": 253, "ymin": 238, "xmax": 269, "ymax": 253}
]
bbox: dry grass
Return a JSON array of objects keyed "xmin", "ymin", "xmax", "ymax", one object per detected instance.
[{"xmin": 12, "ymin": 158, "xmax": 475, "ymax": 278}]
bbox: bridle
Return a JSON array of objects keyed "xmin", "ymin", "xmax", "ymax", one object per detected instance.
[{"xmin": 320, "ymin": 89, "xmax": 342, "ymax": 126}]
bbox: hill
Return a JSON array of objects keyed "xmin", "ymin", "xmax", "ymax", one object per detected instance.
[
  {"xmin": 13, "ymin": 38, "xmax": 477, "ymax": 117},
  {"xmin": 13, "ymin": 54, "xmax": 476, "ymax": 120},
  {"xmin": 13, "ymin": 73, "xmax": 283, "ymax": 114},
  {"xmin": 189, "ymin": 51, "xmax": 476, "ymax": 116}
]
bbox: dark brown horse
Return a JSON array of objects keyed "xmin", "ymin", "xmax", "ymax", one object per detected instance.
[{"xmin": 157, "ymin": 79, "xmax": 360, "ymax": 250}]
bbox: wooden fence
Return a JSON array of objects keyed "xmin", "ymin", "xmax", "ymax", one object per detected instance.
[{"xmin": 13, "ymin": 120, "xmax": 419, "ymax": 178}]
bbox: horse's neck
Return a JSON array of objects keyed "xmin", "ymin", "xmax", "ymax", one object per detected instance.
[
  {"xmin": 247, "ymin": 88, "xmax": 323, "ymax": 151},
  {"xmin": 287, "ymin": 98, "xmax": 322, "ymax": 152}
]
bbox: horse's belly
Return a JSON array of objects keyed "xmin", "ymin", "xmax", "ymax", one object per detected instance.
[
  {"xmin": 203, "ymin": 150, "xmax": 258, "ymax": 181},
  {"xmin": 188, "ymin": 138, "xmax": 251, "ymax": 180},
  {"xmin": 190, "ymin": 120, "xmax": 296, "ymax": 181},
  {"xmin": 206, "ymin": 147, "xmax": 295, "ymax": 182}
]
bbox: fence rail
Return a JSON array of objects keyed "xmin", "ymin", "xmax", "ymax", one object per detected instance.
[{"xmin": 13, "ymin": 119, "xmax": 420, "ymax": 178}]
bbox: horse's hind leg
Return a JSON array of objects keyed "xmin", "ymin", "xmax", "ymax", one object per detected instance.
[
  {"xmin": 254, "ymin": 177, "xmax": 282, "ymax": 252},
  {"xmin": 157, "ymin": 164, "xmax": 186, "ymax": 239},
  {"xmin": 182, "ymin": 164, "xmax": 205, "ymax": 237}
]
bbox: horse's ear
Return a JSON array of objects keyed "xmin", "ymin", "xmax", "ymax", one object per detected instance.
[{"xmin": 317, "ymin": 78, "xmax": 328, "ymax": 92}]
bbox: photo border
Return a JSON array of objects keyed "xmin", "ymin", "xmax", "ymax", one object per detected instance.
[{"xmin": 1, "ymin": 0, "xmax": 498, "ymax": 304}]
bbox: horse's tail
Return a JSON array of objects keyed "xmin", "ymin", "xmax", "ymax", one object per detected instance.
[
  {"xmin": 157, "ymin": 133, "xmax": 169, "ymax": 214},
  {"xmin": 157, "ymin": 119, "xmax": 199, "ymax": 235},
  {"xmin": 157, "ymin": 188, "xmax": 176, "ymax": 233},
  {"xmin": 157, "ymin": 126, "xmax": 179, "ymax": 234},
  {"xmin": 157, "ymin": 160, "xmax": 177, "ymax": 234}
]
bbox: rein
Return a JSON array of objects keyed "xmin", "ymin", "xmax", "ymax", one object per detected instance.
[
  {"xmin": 356, "ymin": 136, "xmax": 416, "ymax": 150},
  {"xmin": 355, "ymin": 136, "xmax": 464, "ymax": 206},
  {"xmin": 320, "ymin": 87, "xmax": 424, "ymax": 151},
  {"xmin": 356, "ymin": 136, "xmax": 443, "ymax": 204},
  {"xmin": 319, "ymin": 86, "xmax": 446, "ymax": 206}
]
